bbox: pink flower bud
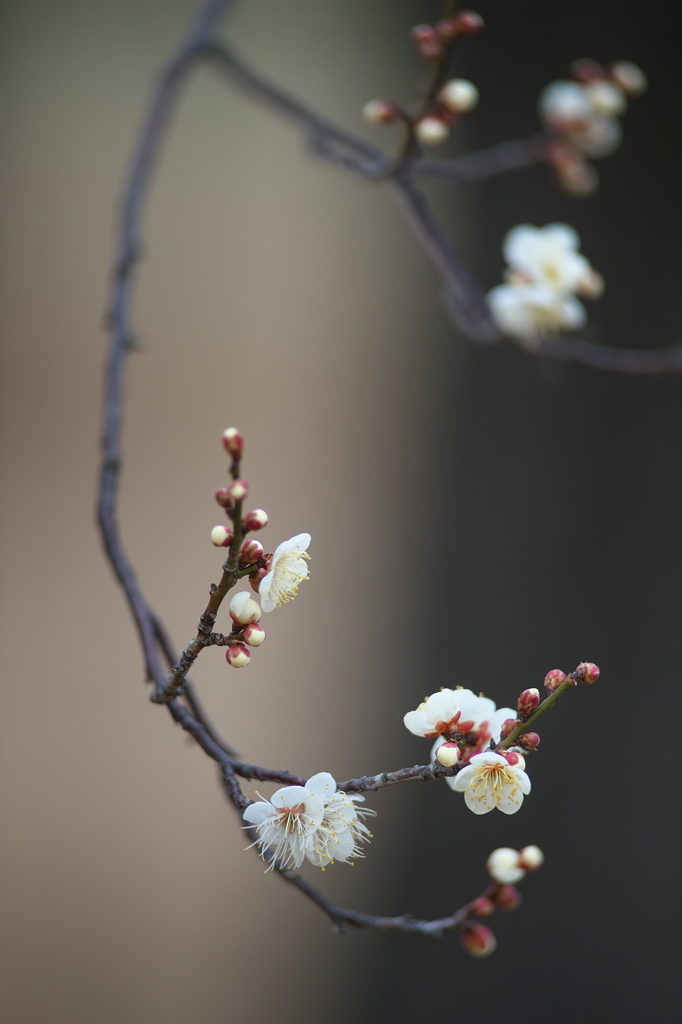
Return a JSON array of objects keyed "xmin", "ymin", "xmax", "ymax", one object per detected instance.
[
  {"xmin": 609, "ymin": 61, "xmax": 647, "ymax": 96},
  {"xmin": 469, "ymin": 896, "xmax": 495, "ymax": 917},
  {"xmin": 227, "ymin": 478, "xmax": 249, "ymax": 503},
  {"xmin": 210, "ymin": 524, "xmax": 233, "ymax": 547},
  {"xmin": 452, "ymin": 10, "xmax": 485, "ymax": 35},
  {"xmin": 243, "ymin": 508, "xmax": 269, "ymax": 531},
  {"xmin": 503, "ymin": 751, "xmax": 526, "ymax": 769},
  {"xmin": 242, "ymin": 623, "xmax": 266, "ymax": 647},
  {"xmin": 410, "ymin": 24, "xmax": 442, "ymax": 59},
  {"xmin": 229, "ymin": 591, "xmax": 262, "ymax": 625},
  {"xmin": 519, "ymin": 732, "xmax": 540, "ymax": 750},
  {"xmin": 226, "ymin": 643, "xmax": 251, "ymax": 668},
  {"xmin": 240, "ymin": 539, "xmax": 264, "ymax": 563},
  {"xmin": 569, "ymin": 58, "xmax": 606, "ymax": 83},
  {"xmin": 544, "ymin": 669, "xmax": 566, "ymax": 693},
  {"xmin": 517, "ymin": 687, "xmax": 540, "ymax": 717},
  {"xmin": 500, "ymin": 717, "xmax": 519, "ymax": 739},
  {"xmin": 362, "ymin": 99, "xmax": 400, "ymax": 124},
  {"xmin": 494, "ymin": 885, "xmax": 522, "ymax": 912},
  {"xmin": 576, "ymin": 661, "xmax": 600, "ymax": 684},
  {"xmin": 435, "ymin": 742, "xmax": 460, "ymax": 767},
  {"xmin": 222, "ymin": 427, "xmax": 244, "ymax": 458},
  {"xmin": 435, "ymin": 18, "xmax": 459, "ymax": 39},
  {"xmin": 215, "ymin": 488, "xmax": 232, "ymax": 507},
  {"xmin": 461, "ymin": 924, "xmax": 497, "ymax": 958},
  {"xmin": 519, "ymin": 845, "xmax": 545, "ymax": 872}
]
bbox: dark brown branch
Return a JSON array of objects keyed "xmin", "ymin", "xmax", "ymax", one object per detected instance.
[
  {"xmin": 415, "ymin": 135, "xmax": 549, "ymax": 183},
  {"xmin": 509, "ymin": 334, "xmax": 682, "ymax": 374}
]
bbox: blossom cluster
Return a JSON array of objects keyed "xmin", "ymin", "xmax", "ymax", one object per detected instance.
[
  {"xmin": 539, "ymin": 59, "xmax": 647, "ymax": 195},
  {"xmin": 243, "ymin": 773, "xmax": 374, "ymax": 870},
  {"xmin": 487, "ymin": 223, "xmax": 603, "ymax": 342},
  {"xmin": 210, "ymin": 428, "xmax": 311, "ymax": 668},
  {"xmin": 404, "ymin": 687, "xmax": 531, "ymax": 814}
]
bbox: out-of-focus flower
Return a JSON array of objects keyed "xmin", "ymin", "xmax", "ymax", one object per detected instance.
[
  {"xmin": 415, "ymin": 116, "xmax": 449, "ymax": 145},
  {"xmin": 539, "ymin": 79, "xmax": 622, "ymax": 158},
  {"xmin": 259, "ymin": 533, "xmax": 311, "ymax": 612},
  {"xmin": 487, "ymin": 282, "xmax": 586, "ymax": 340},
  {"xmin": 439, "ymin": 78, "xmax": 479, "ymax": 113},
  {"xmin": 502, "ymin": 224, "xmax": 593, "ymax": 293},
  {"xmin": 461, "ymin": 924, "xmax": 497, "ymax": 957},
  {"xmin": 453, "ymin": 752, "xmax": 531, "ymax": 815}
]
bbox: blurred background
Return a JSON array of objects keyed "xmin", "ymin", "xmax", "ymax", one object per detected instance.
[{"xmin": 1, "ymin": 0, "xmax": 680, "ymax": 1021}]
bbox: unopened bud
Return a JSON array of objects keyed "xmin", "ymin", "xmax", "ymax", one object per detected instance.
[
  {"xmin": 577, "ymin": 269, "xmax": 605, "ymax": 299},
  {"xmin": 229, "ymin": 591, "xmax": 262, "ymax": 625},
  {"xmin": 469, "ymin": 896, "xmax": 495, "ymax": 917},
  {"xmin": 242, "ymin": 622, "xmax": 266, "ymax": 647},
  {"xmin": 210, "ymin": 524, "xmax": 233, "ymax": 547},
  {"xmin": 410, "ymin": 24, "xmax": 442, "ymax": 59},
  {"xmin": 499, "ymin": 717, "xmax": 519, "ymax": 739},
  {"xmin": 519, "ymin": 732, "xmax": 540, "ymax": 750},
  {"xmin": 249, "ymin": 567, "xmax": 268, "ymax": 594},
  {"xmin": 517, "ymin": 687, "xmax": 540, "ymax": 718},
  {"xmin": 453, "ymin": 10, "xmax": 485, "ymax": 35},
  {"xmin": 486, "ymin": 847, "xmax": 525, "ymax": 885},
  {"xmin": 226, "ymin": 643, "xmax": 251, "ymax": 668},
  {"xmin": 543, "ymin": 669, "xmax": 566, "ymax": 693},
  {"xmin": 434, "ymin": 18, "xmax": 458, "ymax": 39},
  {"xmin": 576, "ymin": 661, "xmax": 600, "ymax": 684},
  {"xmin": 362, "ymin": 99, "xmax": 399, "ymax": 124},
  {"xmin": 609, "ymin": 61, "xmax": 647, "ymax": 96},
  {"xmin": 215, "ymin": 488, "xmax": 232, "ymax": 507},
  {"xmin": 240, "ymin": 539, "xmax": 264, "ymax": 563},
  {"xmin": 415, "ymin": 116, "xmax": 449, "ymax": 146},
  {"xmin": 435, "ymin": 742, "xmax": 460, "ymax": 767},
  {"xmin": 227, "ymin": 478, "xmax": 249, "ymax": 503},
  {"xmin": 494, "ymin": 885, "xmax": 522, "ymax": 912},
  {"xmin": 519, "ymin": 845, "xmax": 545, "ymax": 871},
  {"xmin": 243, "ymin": 508, "xmax": 269, "ymax": 531},
  {"xmin": 461, "ymin": 924, "xmax": 497, "ymax": 958},
  {"xmin": 585, "ymin": 80, "xmax": 627, "ymax": 116},
  {"xmin": 222, "ymin": 427, "xmax": 244, "ymax": 458},
  {"xmin": 439, "ymin": 78, "xmax": 479, "ymax": 113},
  {"xmin": 569, "ymin": 58, "xmax": 606, "ymax": 83},
  {"xmin": 503, "ymin": 751, "xmax": 526, "ymax": 770}
]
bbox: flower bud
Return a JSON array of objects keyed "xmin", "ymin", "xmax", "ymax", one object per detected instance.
[
  {"xmin": 227, "ymin": 478, "xmax": 249, "ymax": 503},
  {"xmin": 362, "ymin": 99, "xmax": 400, "ymax": 124},
  {"xmin": 494, "ymin": 885, "xmax": 522, "ymax": 912},
  {"xmin": 243, "ymin": 508, "xmax": 269, "ymax": 531},
  {"xmin": 503, "ymin": 751, "xmax": 526, "ymax": 770},
  {"xmin": 576, "ymin": 269, "xmax": 605, "ymax": 299},
  {"xmin": 452, "ymin": 10, "xmax": 485, "ymax": 36},
  {"xmin": 486, "ymin": 847, "xmax": 525, "ymax": 885},
  {"xmin": 210, "ymin": 524, "xmax": 233, "ymax": 547},
  {"xmin": 435, "ymin": 742, "xmax": 460, "ymax": 767},
  {"xmin": 249, "ymin": 567, "xmax": 268, "ymax": 593},
  {"xmin": 519, "ymin": 732, "xmax": 540, "ymax": 750},
  {"xmin": 226, "ymin": 643, "xmax": 251, "ymax": 668},
  {"xmin": 576, "ymin": 661, "xmax": 600, "ymax": 684},
  {"xmin": 240, "ymin": 539, "xmax": 264, "ymax": 563},
  {"xmin": 439, "ymin": 78, "xmax": 479, "ymax": 113},
  {"xmin": 552, "ymin": 151, "xmax": 599, "ymax": 198},
  {"xmin": 229, "ymin": 591, "xmax": 262, "ymax": 625},
  {"xmin": 215, "ymin": 487, "xmax": 232, "ymax": 507},
  {"xmin": 434, "ymin": 18, "xmax": 458, "ymax": 39},
  {"xmin": 499, "ymin": 717, "xmax": 519, "ymax": 739},
  {"xmin": 585, "ymin": 80, "xmax": 627, "ymax": 116},
  {"xmin": 609, "ymin": 61, "xmax": 647, "ymax": 96},
  {"xmin": 519, "ymin": 845, "xmax": 545, "ymax": 871},
  {"xmin": 410, "ymin": 24, "xmax": 442, "ymax": 59},
  {"xmin": 569, "ymin": 58, "xmax": 606, "ymax": 83},
  {"xmin": 461, "ymin": 924, "xmax": 496, "ymax": 958},
  {"xmin": 242, "ymin": 623, "xmax": 266, "ymax": 647},
  {"xmin": 543, "ymin": 669, "xmax": 566, "ymax": 693},
  {"xmin": 469, "ymin": 896, "xmax": 495, "ymax": 917},
  {"xmin": 517, "ymin": 687, "xmax": 540, "ymax": 718},
  {"xmin": 222, "ymin": 427, "xmax": 244, "ymax": 458},
  {"xmin": 415, "ymin": 116, "xmax": 449, "ymax": 145}
]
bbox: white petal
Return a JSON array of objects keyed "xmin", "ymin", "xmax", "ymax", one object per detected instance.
[
  {"xmin": 243, "ymin": 802, "xmax": 274, "ymax": 826},
  {"xmin": 515, "ymin": 769, "xmax": 531, "ymax": 795},
  {"xmin": 452, "ymin": 766, "xmax": 474, "ymax": 792},
  {"xmin": 544, "ymin": 223, "xmax": 580, "ymax": 251},
  {"xmin": 464, "ymin": 785, "xmax": 495, "ymax": 814},
  {"xmin": 269, "ymin": 785, "xmax": 311, "ymax": 810},
  {"xmin": 305, "ymin": 772, "xmax": 337, "ymax": 797}
]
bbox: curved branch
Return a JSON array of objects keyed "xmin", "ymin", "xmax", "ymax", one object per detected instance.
[{"xmin": 510, "ymin": 334, "xmax": 682, "ymax": 374}]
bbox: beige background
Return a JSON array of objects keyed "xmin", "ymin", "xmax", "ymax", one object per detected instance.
[{"xmin": 0, "ymin": 2, "xmax": 467, "ymax": 1021}]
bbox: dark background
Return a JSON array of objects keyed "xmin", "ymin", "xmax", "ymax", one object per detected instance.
[{"xmin": 1, "ymin": 1, "xmax": 680, "ymax": 1022}]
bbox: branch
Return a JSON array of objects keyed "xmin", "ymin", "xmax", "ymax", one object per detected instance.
[
  {"xmin": 415, "ymin": 135, "xmax": 549, "ymax": 183},
  {"xmin": 508, "ymin": 334, "xmax": 682, "ymax": 374}
]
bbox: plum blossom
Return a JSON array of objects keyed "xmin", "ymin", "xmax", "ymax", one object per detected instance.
[
  {"xmin": 539, "ymin": 79, "xmax": 623, "ymax": 158},
  {"xmin": 453, "ymin": 752, "xmax": 531, "ymax": 815},
  {"xmin": 502, "ymin": 224, "xmax": 593, "ymax": 294},
  {"xmin": 259, "ymin": 532, "xmax": 310, "ymax": 612},
  {"xmin": 243, "ymin": 772, "xmax": 373, "ymax": 870},
  {"xmin": 487, "ymin": 281, "xmax": 586, "ymax": 341}
]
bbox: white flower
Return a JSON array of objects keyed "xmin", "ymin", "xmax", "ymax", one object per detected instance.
[
  {"xmin": 403, "ymin": 687, "xmax": 489, "ymax": 739},
  {"xmin": 487, "ymin": 282, "xmax": 586, "ymax": 340},
  {"xmin": 503, "ymin": 224, "xmax": 592, "ymax": 294},
  {"xmin": 486, "ymin": 847, "xmax": 525, "ymax": 885},
  {"xmin": 259, "ymin": 532, "xmax": 311, "ymax": 612},
  {"xmin": 538, "ymin": 80, "xmax": 622, "ymax": 158},
  {"xmin": 453, "ymin": 752, "xmax": 531, "ymax": 815},
  {"xmin": 243, "ymin": 784, "xmax": 325, "ymax": 870},
  {"xmin": 243, "ymin": 772, "xmax": 373, "ymax": 870},
  {"xmin": 539, "ymin": 80, "xmax": 593, "ymax": 127}
]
